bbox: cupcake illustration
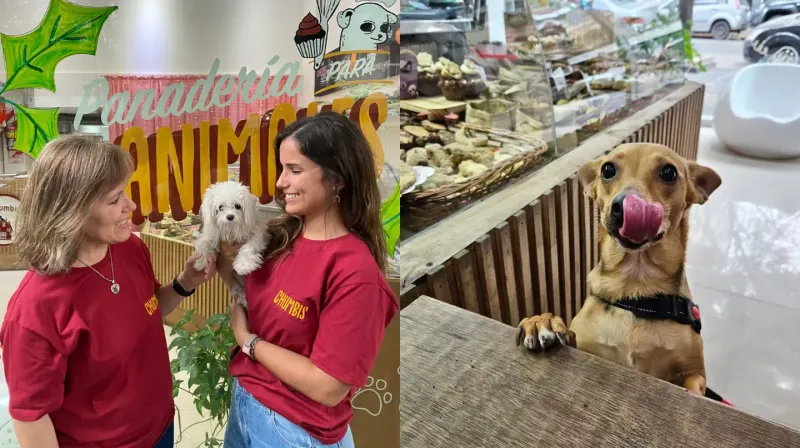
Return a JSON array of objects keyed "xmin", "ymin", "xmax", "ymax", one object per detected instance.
[{"xmin": 295, "ymin": 13, "xmax": 326, "ymax": 59}]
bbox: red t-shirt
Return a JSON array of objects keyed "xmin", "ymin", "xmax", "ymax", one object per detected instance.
[
  {"xmin": 230, "ymin": 234, "xmax": 398, "ymax": 444},
  {"xmin": 0, "ymin": 234, "xmax": 174, "ymax": 447}
]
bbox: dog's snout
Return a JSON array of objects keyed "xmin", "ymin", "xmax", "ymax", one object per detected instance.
[
  {"xmin": 610, "ymin": 194, "xmax": 627, "ymax": 227},
  {"xmin": 225, "ymin": 214, "xmax": 235, "ymax": 221}
]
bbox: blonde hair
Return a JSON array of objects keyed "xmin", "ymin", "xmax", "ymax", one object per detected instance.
[{"xmin": 16, "ymin": 134, "xmax": 134, "ymax": 276}]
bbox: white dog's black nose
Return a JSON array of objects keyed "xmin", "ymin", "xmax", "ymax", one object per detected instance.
[{"xmin": 226, "ymin": 214, "xmax": 234, "ymax": 221}]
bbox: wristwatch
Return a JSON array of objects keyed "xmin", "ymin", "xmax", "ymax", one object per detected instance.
[
  {"xmin": 243, "ymin": 333, "xmax": 263, "ymax": 361},
  {"xmin": 172, "ymin": 276, "xmax": 196, "ymax": 297}
]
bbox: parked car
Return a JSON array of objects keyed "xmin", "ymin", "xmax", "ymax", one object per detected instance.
[
  {"xmin": 744, "ymin": 12, "xmax": 800, "ymax": 62},
  {"xmin": 750, "ymin": 0, "xmax": 800, "ymax": 27},
  {"xmin": 691, "ymin": 0, "xmax": 751, "ymax": 39}
]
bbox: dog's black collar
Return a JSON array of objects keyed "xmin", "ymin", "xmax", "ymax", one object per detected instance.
[{"xmin": 597, "ymin": 294, "xmax": 702, "ymax": 334}]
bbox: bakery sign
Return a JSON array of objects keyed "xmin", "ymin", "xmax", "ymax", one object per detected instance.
[
  {"xmin": 0, "ymin": 195, "xmax": 20, "ymax": 246},
  {"xmin": 296, "ymin": 0, "xmax": 399, "ymax": 96}
]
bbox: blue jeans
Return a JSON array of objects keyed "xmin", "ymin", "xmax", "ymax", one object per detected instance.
[
  {"xmin": 154, "ymin": 420, "xmax": 174, "ymax": 448},
  {"xmin": 224, "ymin": 378, "xmax": 355, "ymax": 448}
]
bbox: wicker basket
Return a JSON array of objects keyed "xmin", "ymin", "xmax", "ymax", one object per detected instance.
[{"xmin": 401, "ymin": 124, "xmax": 549, "ymax": 231}]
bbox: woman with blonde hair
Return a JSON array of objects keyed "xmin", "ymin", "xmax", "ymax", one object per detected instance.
[
  {"xmin": 217, "ymin": 112, "xmax": 398, "ymax": 447},
  {"xmin": 0, "ymin": 134, "xmax": 216, "ymax": 448}
]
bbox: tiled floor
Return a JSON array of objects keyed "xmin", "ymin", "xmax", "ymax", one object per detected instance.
[
  {"xmin": 685, "ymin": 128, "xmax": 800, "ymax": 431},
  {"xmin": 1, "ymin": 127, "xmax": 799, "ymax": 443}
]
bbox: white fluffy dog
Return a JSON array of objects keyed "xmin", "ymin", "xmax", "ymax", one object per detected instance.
[{"xmin": 193, "ymin": 181, "xmax": 268, "ymax": 306}]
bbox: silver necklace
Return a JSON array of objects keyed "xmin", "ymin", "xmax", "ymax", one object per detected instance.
[{"xmin": 78, "ymin": 248, "xmax": 120, "ymax": 294}]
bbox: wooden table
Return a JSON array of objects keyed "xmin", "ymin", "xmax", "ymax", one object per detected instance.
[{"xmin": 400, "ymin": 296, "xmax": 800, "ymax": 448}]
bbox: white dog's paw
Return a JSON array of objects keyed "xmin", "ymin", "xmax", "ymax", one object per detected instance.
[
  {"xmin": 233, "ymin": 257, "xmax": 259, "ymax": 276},
  {"xmin": 193, "ymin": 254, "xmax": 208, "ymax": 271},
  {"xmin": 236, "ymin": 294, "xmax": 248, "ymax": 308},
  {"xmin": 230, "ymin": 285, "xmax": 246, "ymax": 302}
]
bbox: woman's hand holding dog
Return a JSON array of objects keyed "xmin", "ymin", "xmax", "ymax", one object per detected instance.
[
  {"xmin": 178, "ymin": 252, "xmax": 217, "ymax": 291},
  {"xmin": 229, "ymin": 299, "xmax": 251, "ymax": 346},
  {"xmin": 216, "ymin": 241, "xmax": 243, "ymax": 286}
]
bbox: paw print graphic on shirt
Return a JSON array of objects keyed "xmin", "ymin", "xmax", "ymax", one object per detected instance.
[{"xmin": 352, "ymin": 376, "xmax": 392, "ymax": 417}]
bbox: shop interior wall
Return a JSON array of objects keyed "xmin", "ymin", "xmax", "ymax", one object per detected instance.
[{"xmin": 0, "ymin": 0, "xmax": 316, "ymax": 109}]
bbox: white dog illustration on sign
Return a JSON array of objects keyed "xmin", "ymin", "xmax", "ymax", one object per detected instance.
[
  {"xmin": 193, "ymin": 181, "xmax": 269, "ymax": 306},
  {"xmin": 337, "ymin": 2, "xmax": 398, "ymax": 52}
]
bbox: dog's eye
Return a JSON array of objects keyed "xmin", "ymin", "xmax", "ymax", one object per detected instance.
[
  {"xmin": 601, "ymin": 162, "xmax": 616, "ymax": 180},
  {"xmin": 380, "ymin": 23, "xmax": 392, "ymax": 33},
  {"xmin": 218, "ymin": 205, "xmax": 224, "ymax": 211},
  {"xmin": 234, "ymin": 204, "xmax": 242, "ymax": 210},
  {"xmin": 660, "ymin": 164, "xmax": 678, "ymax": 182},
  {"xmin": 361, "ymin": 22, "xmax": 376, "ymax": 32}
]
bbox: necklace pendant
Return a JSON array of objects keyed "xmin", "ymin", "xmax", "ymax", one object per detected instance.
[{"xmin": 111, "ymin": 283, "xmax": 120, "ymax": 295}]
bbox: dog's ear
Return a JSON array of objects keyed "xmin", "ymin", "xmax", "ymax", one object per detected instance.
[
  {"xmin": 199, "ymin": 186, "xmax": 216, "ymax": 223},
  {"xmin": 686, "ymin": 161, "xmax": 721, "ymax": 205},
  {"xmin": 242, "ymin": 190, "xmax": 259, "ymax": 231},
  {"xmin": 337, "ymin": 9, "xmax": 354, "ymax": 29},
  {"xmin": 577, "ymin": 159, "xmax": 601, "ymax": 200}
]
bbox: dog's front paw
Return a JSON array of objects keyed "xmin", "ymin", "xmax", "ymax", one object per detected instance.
[
  {"xmin": 193, "ymin": 254, "xmax": 209, "ymax": 271},
  {"xmin": 233, "ymin": 257, "xmax": 259, "ymax": 276},
  {"xmin": 516, "ymin": 314, "xmax": 575, "ymax": 351},
  {"xmin": 236, "ymin": 294, "xmax": 248, "ymax": 308},
  {"xmin": 230, "ymin": 285, "xmax": 245, "ymax": 301}
]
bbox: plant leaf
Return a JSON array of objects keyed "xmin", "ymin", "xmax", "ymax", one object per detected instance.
[
  {"xmin": 168, "ymin": 336, "xmax": 188, "ymax": 351},
  {"xmin": 205, "ymin": 313, "xmax": 227, "ymax": 326},
  {"xmin": 380, "ymin": 182, "xmax": 400, "ymax": 258},
  {"xmin": 198, "ymin": 334, "xmax": 216, "ymax": 352},
  {"xmin": 178, "ymin": 344, "xmax": 199, "ymax": 371},
  {"xmin": 0, "ymin": 0, "xmax": 117, "ymax": 92},
  {"xmin": 9, "ymin": 103, "xmax": 59, "ymax": 158}
]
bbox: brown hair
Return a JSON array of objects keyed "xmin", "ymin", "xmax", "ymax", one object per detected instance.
[
  {"xmin": 265, "ymin": 112, "xmax": 388, "ymax": 273},
  {"xmin": 16, "ymin": 134, "xmax": 133, "ymax": 275}
]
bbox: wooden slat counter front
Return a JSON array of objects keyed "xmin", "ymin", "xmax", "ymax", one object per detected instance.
[{"xmin": 400, "ymin": 296, "xmax": 800, "ymax": 448}]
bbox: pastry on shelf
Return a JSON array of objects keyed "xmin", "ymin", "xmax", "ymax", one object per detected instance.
[
  {"xmin": 416, "ymin": 52, "xmax": 442, "ymax": 97},
  {"xmin": 419, "ymin": 170, "xmax": 454, "ymax": 191},
  {"xmin": 405, "ymin": 147, "xmax": 430, "ymax": 166},
  {"xmin": 437, "ymin": 59, "xmax": 487, "ymax": 101},
  {"xmin": 400, "ymin": 161, "xmax": 417, "ymax": 192},
  {"xmin": 459, "ymin": 160, "xmax": 490, "ymax": 178},
  {"xmin": 448, "ymin": 144, "xmax": 494, "ymax": 168},
  {"xmin": 428, "ymin": 146, "xmax": 456, "ymax": 174}
]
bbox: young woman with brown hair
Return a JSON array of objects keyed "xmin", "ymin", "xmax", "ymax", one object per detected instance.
[
  {"xmin": 0, "ymin": 135, "xmax": 216, "ymax": 448},
  {"xmin": 217, "ymin": 112, "xmax": 398, "ymax": 447}
]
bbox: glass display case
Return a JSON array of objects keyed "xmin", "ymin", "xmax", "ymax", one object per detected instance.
[{"xmin": 399, "ymin": 0, "xmax": 687, "ymax": 236}]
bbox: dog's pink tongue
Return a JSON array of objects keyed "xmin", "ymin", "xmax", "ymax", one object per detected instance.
[{"xmin": 619, "ymin": 195, "xmax": 664, "ymax": 243}]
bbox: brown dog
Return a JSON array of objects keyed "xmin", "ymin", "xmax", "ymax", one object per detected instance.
[{"xmin": 516, "ymin": 143, "xmax": 722, "ymax": 396}]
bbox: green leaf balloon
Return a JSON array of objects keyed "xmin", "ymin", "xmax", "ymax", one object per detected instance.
[
  {"xmin": 380, "ymin": 182, "xmax": 401, "ymax": 259},
  {"xmin": 1, "ymin": 0, "xmax": 117, "ymax": 92},
  {"xmin": 0, "ymin": 0, "xmax": 118, "ymax": 157},
  {"xmin": 10, "ymin": 103, "xmax": 60, "ymax": 158}
]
